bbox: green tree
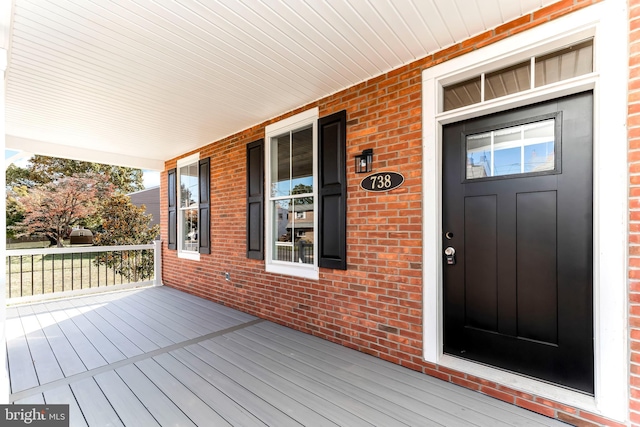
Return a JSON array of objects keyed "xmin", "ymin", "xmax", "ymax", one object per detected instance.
[
  {"xmin": 6, "ymin": 187, "xmax": 26, "ymax": 240},
  {"xmin": 7, "ymin": 164, "xmax": 33, "ymax": 188},
  {"xmin": 7, "ymin": 156, "xmax": 146, "ymax": 242},
  {"xmin": 292, "ymin": 183, "xmax": 313, "ymax": 205},
  {"xmin": 27, "ymin": 155, "xmax": 144, "ymax": 193},
  {"xmin": 93, "ymin": 194, "xmax": 160, "ymax": 281},
  {"xmin": 6, "ymin": 164, "xmax": 31, "ymax": 238}
]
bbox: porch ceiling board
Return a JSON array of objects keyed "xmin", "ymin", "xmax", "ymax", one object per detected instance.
[{"xmin": 5, "ymin": 0, "xmax": 558, "ymax": 169}]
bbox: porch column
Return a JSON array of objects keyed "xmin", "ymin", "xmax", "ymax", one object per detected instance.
[
  {"xmin": 153, "ymin": 240, "xmax": 163, "ymax": 286},
  {"xmin": 0, "ymin": 47, "xmax": 9, "ymax": 403}
]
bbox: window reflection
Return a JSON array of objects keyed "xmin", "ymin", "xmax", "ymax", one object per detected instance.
[
  {"xmin": 272, "ymin": 197, "xmax": 314, "ymax": 265},
  {"xmin": 466, "ymin": 119, "xmax": 555, "ymax": 179},
  {"xmin": 179, "ymin": 161, "xmax": 199, "ymax": 253}
]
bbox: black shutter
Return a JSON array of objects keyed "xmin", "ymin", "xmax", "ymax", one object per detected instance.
[
  {"xmin": 198, "ymin": 157, "xmax": 211, "ymax": 254},
  {"xmin": 167, "ymin": 168, "xmax": 177, "ymax": 250},
  {"xmin": 318, "ymin": 110, "xmax": 347, "ymax": 270},
  {"xmin": 246, "ymin": 139, "xmax": 264, "ymax": 260}
]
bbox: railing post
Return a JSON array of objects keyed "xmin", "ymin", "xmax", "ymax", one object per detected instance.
[{"xmin": 153, "ymin": 240, "xmax": 163, "ymax": 286}]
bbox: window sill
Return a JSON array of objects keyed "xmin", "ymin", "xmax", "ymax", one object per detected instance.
[
  {"xmin": 178, "ymin": 251, "xmax": 200, "ymax": 261},
  {"xmin": 266, "ymin": 263, "xmax": 319, "ymax": 280}
]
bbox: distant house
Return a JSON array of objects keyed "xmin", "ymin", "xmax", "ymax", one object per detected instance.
[
  {"xmin": 69, "ymin": 227, "xmax": 93, "ymax": 245},
  {"xmin": 285, "ymin": 203, "xmax": 314, "ymax": 243},
  {"xmin": 128, "ymin": 186, "xmax": 160, "ymax": 227}
]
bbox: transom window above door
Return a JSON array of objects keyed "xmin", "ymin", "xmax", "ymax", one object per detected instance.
[{"xmin": 443, "ymin": 39, "xmax": 593, "ymax": 112}]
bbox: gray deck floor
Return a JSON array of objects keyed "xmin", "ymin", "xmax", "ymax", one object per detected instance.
[{"xmin": 6, "ymin": 286, "xmax": 565, "ymax": 426}]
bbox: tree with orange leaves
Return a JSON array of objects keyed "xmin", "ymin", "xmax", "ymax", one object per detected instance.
[{"xmin": 15, "ymin": 175, "xmax": 111, "ymax": 247}]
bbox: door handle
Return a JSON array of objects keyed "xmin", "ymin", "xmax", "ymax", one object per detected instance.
[{"xmin": 444, "ymin": 246, "xmax": 456, "ymax": 265}]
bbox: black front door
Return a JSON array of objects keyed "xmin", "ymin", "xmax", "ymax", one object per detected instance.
[{"xmin": 442, "ymin": 91, "xmax": 593, "ymax": 394}]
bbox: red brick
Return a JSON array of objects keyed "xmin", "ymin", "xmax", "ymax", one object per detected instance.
[
  {"xmin": 480, "ymin": 386, "xmax": 515, "ymax": 404},
  {"xmin": 557, "ymin": 412, "xmax": 601, "ymax": 427},
  {"xmin": 515, "ymin": 398, "xmax": 556, "ymax": 418}
]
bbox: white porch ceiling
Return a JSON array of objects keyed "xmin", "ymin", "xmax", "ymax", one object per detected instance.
[{"xmin": 3, "ymin": 0, "xmax": 559, "ymax": 170}]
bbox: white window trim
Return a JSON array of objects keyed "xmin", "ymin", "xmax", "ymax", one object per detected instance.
[
  {"xmin": 422, "ymin": 2, "xmax": 628, "ymax": 422},
  {"xmin": 177, "ymin": 153, "xmax": 201, "ymax": 262},
  {"xmin": 265, "ymin": 108, "xmax": 319, "ymax": 280}
]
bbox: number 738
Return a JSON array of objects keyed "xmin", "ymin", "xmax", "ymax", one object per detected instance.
[{"xmin": 370, "ymin": 174, "xmax": 392, "ymax": 189}]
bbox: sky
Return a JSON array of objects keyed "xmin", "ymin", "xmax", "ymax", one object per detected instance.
[{"xmin": 5, "ymin": 149, "xmax": 161, "ymax": 189}]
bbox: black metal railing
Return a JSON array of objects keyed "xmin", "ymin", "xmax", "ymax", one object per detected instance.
[{"xmin": 5, "ymin": 243, "xmax": 159, "ymax": 300}]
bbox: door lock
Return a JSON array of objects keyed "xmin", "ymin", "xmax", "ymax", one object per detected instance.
[{"xmin": 444, "ymin": 246, "xmax": 456, "ymax": 265}]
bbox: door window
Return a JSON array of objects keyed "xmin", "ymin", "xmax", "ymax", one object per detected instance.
[{"xmin": 466, "ymin": 118, "xmax": 556, "ymax": 179}]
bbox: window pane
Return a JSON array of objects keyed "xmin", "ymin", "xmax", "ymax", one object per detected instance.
[
  {"xmin": 273, "ymin": 199, "xmax": 292, "ymax": 262},
  {"xmin": 467, "ymin": 133, "xmax": 492, "ymax": 179},
  {"xmin": 181, "ymin": 208, "xmax": 198, "ymax": 252},
  {"xmin": 180, "ymin": 163, "xmax": 198, "ymax": 208},
  {"xmin": 292, "ymin": 197, "xmax": 314, "ymax": 265},
  {"xmin": 271, "ymin": 133, "xmax": 291, "ymax": 197},
  {"xmin": 493, "ymin": 147, "xmax": 521, "ymax": 176},
  {"xmin": 466, "ymin": 119, "xmax": 555, "ymax": 179},
  {"xmin": 292, "ymin": 126, "xmax": 313, "ymax": 194},
  {"xmin": 485, "ymin": 61, "xmax": 531, "ymax": 101},
  {"xmin": 443, "ymin": 77, "xmax": 481, "ymax": 111},
  {"xmin": 535, "ymin": 40, "xmax": 593, "ymax": 87},
  {"xmin": 524, "ymin": 120, "xmax": 555, "ymax": 172},
  {"xmin": 271, "ymin": 197, "xmax": 315, "ymax": 264}
]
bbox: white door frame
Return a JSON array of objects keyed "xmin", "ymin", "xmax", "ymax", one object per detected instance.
[{"xmin": 422, "ymin": 2, "xmax": 628, "ymax": 421}]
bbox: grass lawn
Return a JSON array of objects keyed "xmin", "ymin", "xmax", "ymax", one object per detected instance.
[{"xmin": 7, "ymin": 240, "xmax": 56, "ymax": 250}]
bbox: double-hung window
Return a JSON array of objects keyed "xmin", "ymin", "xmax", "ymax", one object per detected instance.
[
  {"xmin": 167, "ymin": 153, "xmax": 210, "ymax": 259},
  {"xmin": 177, "ymin": 154, "xmax": 200, "ymax": 259},
  {"xmin": 265, "ymin": 109, "xmax": 318, "ymax": 279},
  {"xmin": 246, "ymin": 108, "xmax": 347, "ymax": 274}
]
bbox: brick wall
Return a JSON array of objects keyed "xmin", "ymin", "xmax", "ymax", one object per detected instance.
[{"xmin": 162, "ymin": 1, "xmax": 626, "ymax": 426}]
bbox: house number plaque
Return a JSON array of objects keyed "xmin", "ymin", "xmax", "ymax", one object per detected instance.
[{"xmin": 360, "ymin": 172, "xmax": 404, "ymax": 192}]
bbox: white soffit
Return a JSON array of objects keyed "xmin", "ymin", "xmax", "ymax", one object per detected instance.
[{"xmin": 4, "ymin": 0, "xmax": 559, "ymax": 169}]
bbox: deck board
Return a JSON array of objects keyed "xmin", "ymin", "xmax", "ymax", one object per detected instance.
[
  {"xmin": 86, "ymin": 295, "xmax": 175, "ymax": 348},
  {"xmin": 7, "ymin": 286, "xmax": 567, "ymax": 427},
  {"xmin": 255, "ymin": 322, "xmax": 563, "ymax": 427},
  {"xmin": 171, "ymin": 348, "xmax": 303, "ymax": 427},
  {"xmin": 237, "ymin": 325, "xmax": 511, "ymax": 427},
  {"xmin": 186, "ymin": 343, "xmax": 339, "ymax": 426},
  {"xmin": 17, "ymin": 307, "xmax": 65, "ymax": 386},
  {"xmin": 108, "ymin": 294, "xmax": 203, "ymax": 340},
  {"xmin": 209, "ymin": 334, "xmax": 405, "ymax": 427},
  {"xmin": 6, "ymin": 314, "xmax": 40, "ymax": 393},
  {"xmin": 89, "ymin": 293, "xmax": 188, "ymax": 343},
  {"xmin": 152, "ymin": 352, "xmax": 267, "ymax": 427},
  {"xmin": 213, "ymin": 333, "xmax": 463, "ymax": 427},
  {"xmin": 43, "ymin": 385, "xmax": 88, "ymax": 427},
  {"xmin": 129, "ymin": 289, "xmax": 242, "ymax": 331},
  {"xmin": 14, "ymin": 393, "xmax": 44, "ymax": 404},
  {"xmin": 43, "ymin": 301, "xmax": 109, "ymax": 370},
  {"xmin": 135, "ymin": 358, "xmax": 233, "ymax": 427},
  {"xmin": 28, "ymin": 307, "xmax": 88, "ymax": 378},
  {"xmin": 204, "ymin": 339, "xmax": 383, "ymax": 427},
  {"xmin": 124, "ymin": 292, "xmax": 223, "ymax": 336},
  {"xmin": 66, "ymin": 296, "xmax": 159, "ymax": 354},
  {"xmin": 48, "ymin": 299, "xmax": 129, "ymax": 363},
  {"xmin": 93, "ymin": 370, "xmax": 159, "ymax": 427},
  {"xmin": 70, "ymin": 378, "xmax": 124, "ymax": 427},
  {"xmin": 114, "ymin": 364, "xmax": 197, "ymax": 427}
]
